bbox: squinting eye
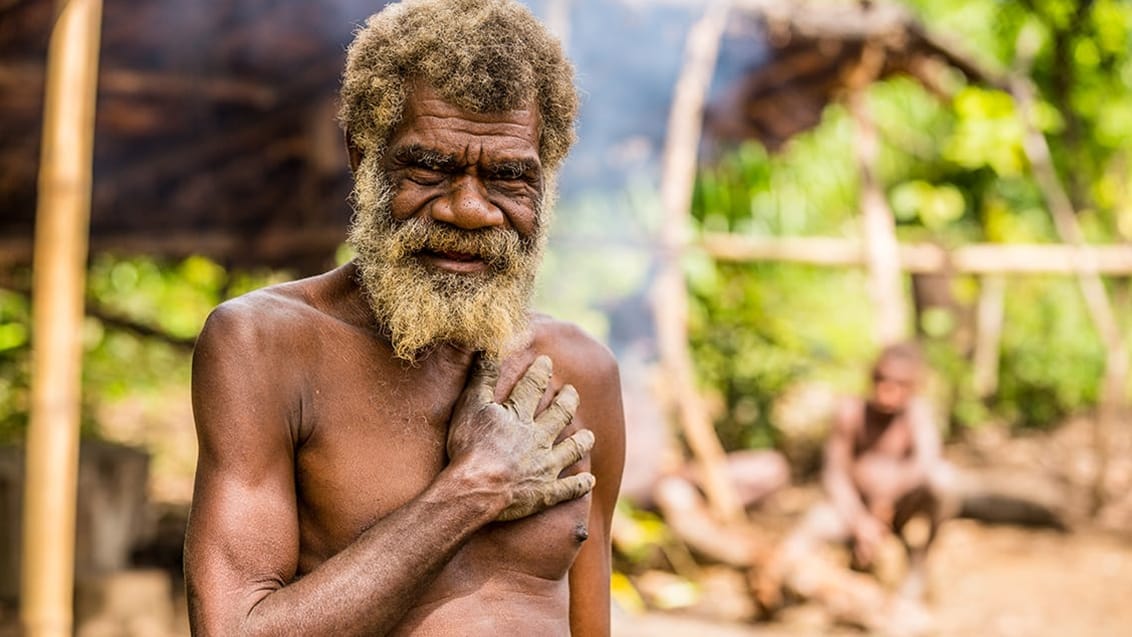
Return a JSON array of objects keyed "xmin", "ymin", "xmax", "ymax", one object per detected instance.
[{"xmin": 407, "ymin": 169, "xmax": 445, "ymax": 186}]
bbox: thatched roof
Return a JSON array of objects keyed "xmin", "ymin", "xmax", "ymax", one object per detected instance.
[
  {"xmin": 706, "ymin": 0, "xmax": 1005, "ymax": 151},
  {"xmin": 1, "ymin": 0, "xmax": 390, "ymax": 273}
]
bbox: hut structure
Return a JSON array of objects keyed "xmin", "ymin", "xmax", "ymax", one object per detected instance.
[{"xmin": 0, "ymin": 0, "xmax": 391, "ymax": 274}]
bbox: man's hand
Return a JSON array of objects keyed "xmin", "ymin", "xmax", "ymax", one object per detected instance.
[
  {"xmin": 447, "ymin": 354, "xmax": 596, "ymax": 522},
  {"xmin": 851, "ymin": 513, "xmax": 888, "ymax": 568}
]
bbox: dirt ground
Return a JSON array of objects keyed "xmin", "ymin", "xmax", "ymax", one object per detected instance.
[{"xmin": 613, "ymin": 518, "xmax": 1132, "ymax": 637}]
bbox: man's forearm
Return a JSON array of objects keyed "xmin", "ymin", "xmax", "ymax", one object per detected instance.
[
  {"xmin": 232, "ymin": 469, "xmax": 504, "ymax": 637},
  {"xmin": 824, "ymin": 471, "xmax": 867, "ymax": 525}
]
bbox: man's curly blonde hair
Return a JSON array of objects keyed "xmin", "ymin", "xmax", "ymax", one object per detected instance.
[{"xmin": 339, "ymin": 0, "xmax": 579, "ymax": 171}]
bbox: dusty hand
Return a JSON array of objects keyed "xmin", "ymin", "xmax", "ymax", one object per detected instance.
[{"xmin": 447, "ymin": 354, "xmax": 595, "ymax": 522}]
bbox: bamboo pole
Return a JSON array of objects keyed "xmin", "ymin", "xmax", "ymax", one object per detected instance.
[
  {"xmin": 654, "ymin": 1, "xmax": 743, "ymax": 523},
  {"xmin": 21, "ymin": 1, "xmax": 102, "ymax": 636}
]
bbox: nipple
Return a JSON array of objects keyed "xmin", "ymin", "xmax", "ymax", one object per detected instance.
[{"xmin": 574, "ymin": 522, "xmax": 589, "ymax": 543}]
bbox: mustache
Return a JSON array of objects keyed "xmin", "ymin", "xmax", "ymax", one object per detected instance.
[{"xmin": 388, "ymin": 217, "xmax": 529, "ymax": 271}]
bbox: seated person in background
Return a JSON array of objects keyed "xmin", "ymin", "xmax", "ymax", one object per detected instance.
[{"xmin": 759, "ymin": 343, "xmax": 956, "ymax": 629}]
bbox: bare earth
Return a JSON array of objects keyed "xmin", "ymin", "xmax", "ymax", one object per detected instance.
[{"xmin": 613, "ymin": 519, "xmax": 1132, "ymax": 637}]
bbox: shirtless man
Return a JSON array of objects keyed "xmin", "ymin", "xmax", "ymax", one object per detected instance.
[
  {"xmin": 184, "ymin": 2, "xmax": 625, "ymax": 635},
  {"xmin": 818, "ymin": 343, "xmax": 954, "ymax": 589},
  {"xmin": 759, "ymin": 344, "xmax": 955, "ymax": 627}
]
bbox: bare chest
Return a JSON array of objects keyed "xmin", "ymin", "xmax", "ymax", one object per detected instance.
[
  {"xmin": 290, "ymin": 351, "xmax": 591, "ymax": 585},
  {"xmin": 855, "ymin": 415, "xmax": 914, "ymax": 459}
]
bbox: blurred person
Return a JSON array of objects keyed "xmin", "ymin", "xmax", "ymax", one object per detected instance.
[
  {"xmin": 757, "ymin": 343, "xmax": 956, "ymax": 631},
  {"xmin": 184, "ymin": 2, "xmax": 625, "ymax": 635}
]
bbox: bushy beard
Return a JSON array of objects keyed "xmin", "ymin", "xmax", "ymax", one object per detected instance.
[{"xmin": 347, "ymin": 156, "xmax": 548, "ymax": 362}]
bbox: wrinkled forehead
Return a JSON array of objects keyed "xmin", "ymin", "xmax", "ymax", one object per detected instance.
[{"xmin": 385, "ymin": 82, "xmax": 542, "ymax": 164}]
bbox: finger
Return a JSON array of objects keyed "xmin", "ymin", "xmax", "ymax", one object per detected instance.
[
  {"xmin": 533, "ymin": 384, "xmax": 578, "ymax": 433},
  {"xmin": 540, "ymin": 473, "xmax": 596, "ymax": 508},
  {"xmin": 463, "ymin": 354, "xmax": 500, "ymax": 407},
  {"xmin": 546, "ymin": 428, "xmax": 595, "ymax": 472},
  {"xmin": 496, "ymin": 473, "xmax": 596, "ymax": 522},
  {"xmin": 504, "ymin": 354, "xmax": 553, "ymax": 420}
]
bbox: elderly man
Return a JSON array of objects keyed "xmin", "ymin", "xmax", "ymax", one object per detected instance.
[{"xmin": 184, "ymin": 2, "xmax": 625, "ymax": 635}]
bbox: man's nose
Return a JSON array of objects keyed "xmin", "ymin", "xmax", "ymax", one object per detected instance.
[{"xmin": 430, "ymin": 175, "xmax": 505, "ymax": 230}]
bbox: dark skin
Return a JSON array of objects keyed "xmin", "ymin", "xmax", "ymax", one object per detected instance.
[
  {"xmin": 823, "ymin": 356, "xmax": 941, "ymax": 568},
  {"xmin": 185, "ymin": 85, "xmax": 626, "ymax": 636}
]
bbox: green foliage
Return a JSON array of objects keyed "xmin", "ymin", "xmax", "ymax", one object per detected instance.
[
  {"xmin": 0, "ymin": 256, "xmax": 289, "ymax": 443},
  {"xmin": 687, "ymin": 258, "xmax": 873, "ymax": 449},
  {"xmin": 0, "ymin": 288, "xmax": 31, "ymax": 440},
  {"xmin": 995, "ymin": 278, "xmax": 1107, "ymax": 428}
]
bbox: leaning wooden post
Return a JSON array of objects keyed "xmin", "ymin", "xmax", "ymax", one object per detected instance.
[
  {"xmin": 1011, "ymin": 33, "xmax": 1126, "ymax": 515},
  {"xmin": 21, "ymin": 1, "xmax": 103, "ymax": 635},
  {"xmin": 653, "ymin": 1, "xmax": 743, "ymax": 523},
  {"xmin": 848, "ymin": 43, "xmax": 909, "ymax": 347}
]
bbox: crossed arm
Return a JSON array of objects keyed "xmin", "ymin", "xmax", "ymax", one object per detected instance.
[{"xmin": 185, "ymin": 308, "xmax": 622, "ymax": 636}]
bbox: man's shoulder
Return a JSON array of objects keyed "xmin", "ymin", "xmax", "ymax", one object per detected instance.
[
  {"xmin": 833, "ymin": 395, "xmax": 866, "ymax": 431},
  {"xmin": 527, "ymin": 313, "xmax": 618, "ymax": 380},
  {"xmin": 196, "ymin": 270, "xmax": 349, "ymax": 355},
  {"xmin": 199, "ymin": 285, "xmax": 310, "ymax": 345}
]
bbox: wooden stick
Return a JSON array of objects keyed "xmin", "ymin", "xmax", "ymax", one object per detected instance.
[
  {"xmin": 21, "ymin": 1, "xmax": 102, "ymax": 636},
  {"xmin": 698, "ymin": 234, "xmax": 1132, "ymax": 275},
  {"xmin": 972, "ymin": 275, "xmax": 1006, "ymax": 398},
  {"xmin": 1011, "ymin": 37, "xmax": 1126, "ymax": 515},
  {"xmin": 848, "ymin": 42, "xmax": 909, "ymax": 347},
  {"xmin": 654, "ymin": 1, "xmax": 744, "ymax": 523}
]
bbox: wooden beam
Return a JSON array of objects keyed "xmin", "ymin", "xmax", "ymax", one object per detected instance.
[
  {"xmin": 699, "ymin": 234, "xmax": 1132, "ymax": 275},
  {"xmin": 21, "ymin": 1, "xmax": 102, "ymax": 635}
]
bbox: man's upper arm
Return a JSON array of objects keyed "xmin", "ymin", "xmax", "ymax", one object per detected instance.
[
  {"xmin": 185, "ymin": 301, "xmax": 302, "ymax": 634},
  {"xmin": 908, "ymin": 397, "xmax": 943, "ymax": 469},
  {"xmin": 562, "ymin": 334, "xmax": 626, "ymax": 637}
]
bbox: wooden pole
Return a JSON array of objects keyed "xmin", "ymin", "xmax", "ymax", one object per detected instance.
[
  {"xmin": 1011, "ymin": 34, "xmax": 1126, "ymax": 515},
  {"xmin": 545, "ymin": 0, "xmax": 572, "ymax": 53},
  {"xmin": 653, "ymin": 1, "xmax": 743, "ymax": 523},
  {"xmin": 21, "ymin": 1, "xmax": 102, "ymax": 635},
  {"xmin": 848, "ymin": 43, "xmax": 909, "ymax": 347},
  {"xmin": 972, "ymin": 275, "xmax": 1006, "ymax": 398}
]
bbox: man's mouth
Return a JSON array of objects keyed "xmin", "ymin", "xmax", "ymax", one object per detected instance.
[{"xmin": 418, "ymin": 248, "xmax": 490, "ymax": 273}]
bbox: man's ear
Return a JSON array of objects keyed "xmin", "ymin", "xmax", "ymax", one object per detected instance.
[{"xmin": 345, "ymin": 129, "xmax": 363, "ymax": 174}]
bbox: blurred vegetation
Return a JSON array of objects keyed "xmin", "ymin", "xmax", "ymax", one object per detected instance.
[
  {"xmin": 0, "ymin": 257, "xmax": 291, "ymax": 443},
  {"xmin": 689, "ymin": 0, "xmax": 1132, "ymax": 445}
]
